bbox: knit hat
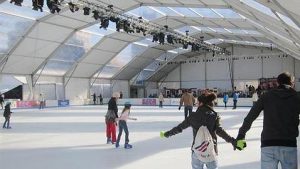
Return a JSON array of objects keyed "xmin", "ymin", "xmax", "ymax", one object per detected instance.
[
  {"xmin": 124, "ymin": 102, "xmax": 131, "ymax": 108},
  {"xmin": 5, "ymin": 101, "xmax": 11, "ymax": 106},
  {"xmin": 112, "ymin": 92, "xmax": 120, "ymax": 98}
]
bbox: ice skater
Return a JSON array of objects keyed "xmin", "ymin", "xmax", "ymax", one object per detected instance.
[
  {"xmin": 115, "ymin": 102, "xmax": 137, "ymax": 149},
  {"xmin": 3, "ymin": 102, "xmax": 13, "ymax": 129},
  {"xmin": 160, "ymin": 92, "xmax": 236, "ymax": 169},
  {"xmin": 0, "ymin": 93, "xmax": 4, "ymax": 109},
  {"xmin": 223, "ymin": 92, "xmax": 228, "ymax": 109},
  {"xmin": 105, "ymin": 92, "xmax": 119, "ymax": 144}
]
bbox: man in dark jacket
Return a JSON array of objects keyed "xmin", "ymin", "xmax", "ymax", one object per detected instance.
[{"xmin": 236, "ymin": 72, "xmax": 300, "ymax": 169}]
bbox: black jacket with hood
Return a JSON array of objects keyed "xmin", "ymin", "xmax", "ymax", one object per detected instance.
[
  {"xmin": 108, "ymin": 97, "xmax": 118, "ymax": 118},
  {"xmin": 164, "ymin": 105, "xmax": 234, "ymax": 154},
  {"xmin": 238, "ymin": 85, "xmax": 300, "ymax": 147}
]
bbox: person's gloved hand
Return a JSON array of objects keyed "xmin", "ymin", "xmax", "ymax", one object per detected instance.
[
  {"xmin": 236, "ymin": 140, "xmax": 247, "ymax": 150},
  {"xmin": 231, "ymin": 138, "xmax": 237, "ymax": 150},
  {"xmin": 178, "ymin": 106, "xmax": 181, "ymax": 110},
  {"xmin": 160, "ymin": 131, "xmax": 166, "ymax": 138},
  {"xmin": 236, "ymin": 134, "xmax": 246, "ymax": 151}
]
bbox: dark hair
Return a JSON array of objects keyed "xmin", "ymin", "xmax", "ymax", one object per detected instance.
[
  {"xmin": 277, "ymin": 72, "xmax": 293, "ymax": 85},
  {"xmin": 198, "ymin": 92, "xmax": 217, "ymax": 107}
]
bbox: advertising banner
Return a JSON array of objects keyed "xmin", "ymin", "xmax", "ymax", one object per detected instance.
[
  {"xmin": 16, "ymin": 101, "xmax": 39, "ymax": 108},
  {"xmin": 58, "ymin": 100, "xmax": 69, "ymax": 107},
  {"xmin": 142, "ymin": 98, "xmax": 156, "ymax": 106}
]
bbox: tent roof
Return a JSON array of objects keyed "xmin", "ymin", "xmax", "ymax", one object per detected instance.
[{"xmin": 0, "ymin": 0, "xmax": 299, "ymax": 83}]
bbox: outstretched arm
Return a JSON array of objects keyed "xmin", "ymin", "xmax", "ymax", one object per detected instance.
[{"xmin": 164, "ymin": 118, "xmax": 191, "ymax": 137}]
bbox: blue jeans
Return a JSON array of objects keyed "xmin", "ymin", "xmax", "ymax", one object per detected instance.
[
  {"xmin": 261, "ymin": 146, "xmax": 298, "ymax": 169},
  {"xmin": 116, "ymin": 120, "xmax": 129, "ymax": 144},
  {"xmin": 191, "ymin": 152, "xmax": 218, "ymax": 169},
  {"xmin": 184, "ymin": 105, "xmax": 193, "ymax": 119}
]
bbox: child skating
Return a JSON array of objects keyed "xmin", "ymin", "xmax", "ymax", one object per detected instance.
[{"xmin": 115, "ymin": 102, "xmax": 137, "ymax": 149}]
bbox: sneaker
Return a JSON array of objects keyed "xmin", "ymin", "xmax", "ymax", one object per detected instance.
[
  {"xmin": 124, "ymin": 144, "xmax": 132, "ymax": 149},
  {"xmin": 115, "ymin": 142, "xmax": 119, "ymax": 148}
]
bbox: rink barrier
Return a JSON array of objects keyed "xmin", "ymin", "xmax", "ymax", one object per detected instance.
[
  {"xmin": 6, "ymin": 100, "xmax": 70, "ymax": 109},
  {"xmin": 7, "ymin": 98, "xmax": 254, "ymax": 109}
]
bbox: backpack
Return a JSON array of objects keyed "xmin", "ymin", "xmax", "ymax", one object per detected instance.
[
  {"xmin": 105, "ymin": 109, "xmax": 116, "ymax": 122},
  {"xmin": 192, "ymin": 125, "xmax": 217, "ymax": 163}
]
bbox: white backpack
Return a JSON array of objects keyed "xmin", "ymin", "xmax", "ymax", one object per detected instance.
[{"xmin": 192, "ymin": 126, "xmax": 217, "ymax": 163}]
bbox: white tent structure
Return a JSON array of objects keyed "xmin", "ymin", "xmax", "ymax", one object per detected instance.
[{"xmin": 0, "ymin": 0, "xmax": 299, "ymax": 101}]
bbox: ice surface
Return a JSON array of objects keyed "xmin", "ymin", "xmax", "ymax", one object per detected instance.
[{"xmin": 0, "ymin": 106, "xmax": 299, "ymax": 169}]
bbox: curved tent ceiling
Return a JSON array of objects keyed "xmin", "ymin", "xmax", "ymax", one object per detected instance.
[{"xmin": 0, "ymin": 0, "xmax": 299, "ymax": 83}]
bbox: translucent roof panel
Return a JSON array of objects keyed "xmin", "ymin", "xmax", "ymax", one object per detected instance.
[
  {"xmin": 65, "ymin": 31, "xmax": 103, "ymax": 49},
  {"xmin": 212, "ymin": 28, "xmax": 228, "ymax": 33},
  {"xmin": 133, "ymin": 38, "xmax": 158, "ymax": 47},
  {"xmin": 108, "ymin": 43, "xmax": 148, "ymax": 68},
  {"xmin": 51, "ymin": 44, "xmax": 87, "ymax": 62},
  {"xmin": 205, "ymin": 39, "xmax": 223, "ymax": 45},
  {"xmin": 50, "ymin": 31, "xmax": 104, "ymax": 62},
  {"xmin": 0, "ymin": 0, "xmax": 48, "ymax": 20},
  {"xmin": 276, "ymin": 12, "xmax": 300, "ymax": 31},
  {"xmin": 134, "ymin": 48, "xmax": 188, "ymax": 82},
  {"xmin": 136, "ymin": 70, "xmax": 155, "ymax": 82},
  {"xmin": 190, "ymin": 8, "xmax": 220, "ymax": 18},
  {"xmin": 241, "ymin": 0, "xmax": 277, "ymax": 19},
  {"xmin": 95, "ymin": 65, "xmax": 121, "ymax": 79},
  {"xmin": 153, "ymin": 7, "xmax": 181, "ymax": 16},
  {"xmin": 194, "ymin": 26, "xmax": 213, "ymax": 32},
  {"xmin": 169, "ymin": 7, "xmax": 199, "ymax": 17},
  {"xmin": 212, "ymin": 8, "xmax": 241, "ymax": 18},
  {"xmin": 38, "ymin": 60, "xmax": 74, "ymax": 76},
  {"xmin": 0, "ymin": 13, "xmax": 34, "ymax": 54},
  {"xmin": 126, "ymin": 6, "xmax": 163, "ymax": 20},
  {"xmin": 175, "ymin": 26, "xmax": 199, "ymax": 35}
]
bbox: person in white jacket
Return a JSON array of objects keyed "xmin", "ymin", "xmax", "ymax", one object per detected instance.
[{"xmin": 115, "ymin": 102, "xmax": 137, "ymax": 149}]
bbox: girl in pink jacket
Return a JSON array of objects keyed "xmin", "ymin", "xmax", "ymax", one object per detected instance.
[{"xmin": 115, "ymin": 102, "xmax": 137, "ymax": 149}]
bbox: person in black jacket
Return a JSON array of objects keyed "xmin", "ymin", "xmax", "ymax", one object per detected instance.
[
  {"xmin": 161, "ymin": 92, "xmax": 236, "ymax": 169},
  {"xmin": 105, "ymin": 92, "xmax": 119, "ymax": 144},
  {"xmin": 236, "ymin": 72, "xmax": 300, "ymax": 169},
  {"xmin": 3, "ymin": 102, "xmax": 12, "ymax": 129}
]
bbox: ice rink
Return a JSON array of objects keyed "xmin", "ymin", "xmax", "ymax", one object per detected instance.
[{"xmin": 0, "ymin": 105, "xmax": 299, "ymax": 169}]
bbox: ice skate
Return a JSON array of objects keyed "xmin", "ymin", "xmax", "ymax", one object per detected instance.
[{"xmin": 124, "ymin": 143, "xmax": 132, "ymax": 149}]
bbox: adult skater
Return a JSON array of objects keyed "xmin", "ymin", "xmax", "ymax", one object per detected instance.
[
  {"xmin": 232, "ymin": 91, "xmax": 239, "ymax": 109},
  {"xmin": 105, "ymin": 92, "xmax": 119, "ymax": 144},
  {"xmin": 115, "ymin": 102, "xmax": 137, "ymax": 149},
  {"xmin": 236, "ymin": 72, "xmax": 300, "ymax": 169},
  {"xmin": 99, "ymin": 94, "xmax": 103, "ymax": 105},
  {"xmin": 38, "ymin": 93, "xmax": 45, "ymax": 109},
  {"xmin": 92, "ymin": 93, "xmax": 96, "ymax": 105},
  {"xmin": 161, "ymin": 92, "xmax": 236, "ymax": 169},
  {"xmin": 179, "ymin": 89, "xmax": 195, "ymax": 119},
  {"xmin": 158, "ymin": 93, "xmax": 164, "ymax": 108},
  {"xmin": 0, "ymin": 93, "xmax": 4, "ymax": 109},
  {"xmin": 3, "ymin": 102, "xmax": 12, "ymax": 129},
  {"xmin": 223, "ymin": 92, "xmax": 229, "ymax": 109}
]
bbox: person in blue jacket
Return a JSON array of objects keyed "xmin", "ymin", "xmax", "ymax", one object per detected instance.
[
  {"xmin": 223, "ymin": 93, "xmax": 229, "ymax": 109},
  {"xmin": 232, "ymin": 91, "xmax": 239, "ymax": 109}
]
